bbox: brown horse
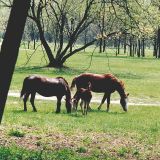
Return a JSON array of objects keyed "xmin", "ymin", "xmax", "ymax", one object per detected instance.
[
  {"xmin": 72, "ymin": 82, "xmax": 92, "ymax": 115},
  {"xmin": 20, "ymin": 75, "xmax": 72, "ymax": 113},
  {"xmin": 71, "ymin": 73, "xmax": 129, "ymax": 112}
]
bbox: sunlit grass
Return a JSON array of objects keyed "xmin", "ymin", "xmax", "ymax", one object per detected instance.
[
  {"xmin": 11, "ymin": 47, "xmax": 160, "ymax": 104},
  {"xmin": 1, "ymin": 97, "xmax": 160, "ymax": 159},
  {"xmin": 2, "ymin": 45, "xmax": 160, "ymax": 159}
]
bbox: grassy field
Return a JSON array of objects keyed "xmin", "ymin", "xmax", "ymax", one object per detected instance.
[
  {"xmin": 1, "ymin": 46, "xmax": 160, "ymax": 159},
  {"xmin": 12, "ymin": 46, "xmax": 160, "ymax": 103}
]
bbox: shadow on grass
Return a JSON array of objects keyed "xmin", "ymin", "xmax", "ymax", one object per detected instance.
[
  {"xmin": 107, "ymin": 111, "xmax": 127, "ymax": 115},
  {"xmin": 69, "ymin": 113, "xmax": 84, "ymax": 118},
  {"xmin": 15, "ymin": 66, "xmax": 83, "ymax": 76},
  {"xmin": 90, "ymin": 54, "xmax": 155, "ymax": 61},
  {"xmin": 15, "ymin": 64, "xmax": 143, "ymax": 81},
  {"xmin": 11, "ymin": 110, "xmax": 35, "ymax": 114},
  {"xmin": 114, "ymin": 72, "xmax": 143, "ymax": 80},
  {"xmin": 70, "ymin": 108, "xmax": 126, "ymax": 116}
]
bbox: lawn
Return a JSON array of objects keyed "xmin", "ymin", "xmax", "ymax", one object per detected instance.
[
  {"xmin": 11, "ymin": 46, "xmax": 160, "ymax": 103},
  {"xmin": 1, "ymin": 46, "xmax": 160, "ymax": 159},
  {"xmin": 1, "ymin": 97, "xmax": 160, "ymax": 159}
]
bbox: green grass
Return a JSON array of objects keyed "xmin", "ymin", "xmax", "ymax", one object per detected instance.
[
  {"xmin": 11, "ymin": 47, "xmax": 160, "ymax": 104},
  {"xmin": 8, "ymin": 129, "xmax": 25, "ymax": 137},
  {"xmin": 2, "ymin": 46, "xmax": 160, "ymax": 159},
  {"xmin": 1, "ymin": 97, "xmax": 160, "ymax": 159}
]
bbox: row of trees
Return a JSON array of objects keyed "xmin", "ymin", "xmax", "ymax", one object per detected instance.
[{"xmin": 1, "ymin": 0, "xmax": 160, "ymax": 67}]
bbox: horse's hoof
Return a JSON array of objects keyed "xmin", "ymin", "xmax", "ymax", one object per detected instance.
[
  {"xmin": 55, "ymin": 111, "xmax": 60, "ymax": 114},
  {"xmin": 24, "ymin": 109, "xmax": 27, "ymax": 112},
  {"xmin": 33, "ymin": 110, "xmax": 37, "ymax": 112},
  {"xmin": 98, "ymin": 107, "xmax": 101, "ymax": 110}
]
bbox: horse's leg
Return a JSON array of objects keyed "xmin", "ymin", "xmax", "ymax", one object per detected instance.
[
  {"xmin": 84, "ymin": 101, "xmax": 88, "ymax": 115},
  {"xmin": 106, "ymin": 94, "xmax": 111, "ymax": 112},
  {"xmin": 98, "ymin": 93, "xmax": 107, "ymax": 110},
  {"xmin": 75, "ymin": 98, "xmax": 79, "ymax": 111},
  {"xmin": 23, "ymin": 93, "xmax": 29, "ymax": 111},
  {"xmin": 86, "ymin": 101, "xmax": 90, "ymax": 115},
  {"xmin": 73, "ymin": 93, "xmax": 80, "ymax": 111},
  {"xmin": 80, "ymin": 100, "xmax": 84, "ymax": 115},
  {"xmin": 30, "ymin": 93, "xmax": 37, "ymax": 112},
  {"xmin": 56, "ymin": 96, "xmax": 62, "ymax": 113}
]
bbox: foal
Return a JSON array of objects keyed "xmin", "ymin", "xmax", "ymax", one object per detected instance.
[{"xmin": 72, "ymin": 82, "xmax": 92, "ymax": 115}]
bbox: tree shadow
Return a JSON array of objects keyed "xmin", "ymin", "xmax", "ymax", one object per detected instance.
[
  {"xmin": 15, "ymin": 65, "xmax": 83, "ymax": 76},
  {"xmin": 11, "ymin": 109, "xmax": 28, "ymax": 114},
  {"xmin": 107, "ymin": 111, "xmax": 127, "ymax": 115}
]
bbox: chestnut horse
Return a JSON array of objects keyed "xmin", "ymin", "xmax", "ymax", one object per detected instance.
[
  {"xmin": 71, "ymin": 73, "xmax": 129, "ymax": 112},
  {"xmin": 72, "ymin": 82, "xmax": 92, "ymax": 115},
  {"xmin": 20, "ymin": 75, "xmax": 72, "ymax": 113}
]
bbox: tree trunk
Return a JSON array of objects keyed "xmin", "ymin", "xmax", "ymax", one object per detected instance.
[
  {"xmin": 137, "ymin": 39, "xmax": 141, "ymax": 57},
  {"xmin": 0, "ymin": 0, "xmax": 31, "ymax": 123},
  {"xmin": 141, "ymin": 38, "xmax": 145, "ymax": 57},
  {"xmin": 27, "ymin": 40, "xmax": 30, "ymax": 49},
  {"xmin": 99, "ymin": 38, "xmax": 102, "ymax": 53},
  {"xmin": 33, "ymin": 38, "xmax": 36, "ymax": 50},
  {"xmin": 153, "ymin": 36, "xmax": 157, "ymax": 57},
  {"xmin": 84, "ymin": 29, "xmax": 87, "ymax": 52},
  {"xmin": 157, "ymin": 28, "xmax": 160, "ymax": 58},
  {"xmin": 129, "ymin": 36, "xmax": 133, "ymax": 57},
  {"xmin": 124, "ymin": 34, "xmax": 127, "ymax": 54},
  {"xmin": 117, "ymin": 37, "xmax": 120, "ymax": 55},
  {"xmin": 36, "ymin": 20, "xmax": 58, "ymax": 67},
  {"xmin": 103, "ymin": 39, "xmax": 106, "ymax": 52}
]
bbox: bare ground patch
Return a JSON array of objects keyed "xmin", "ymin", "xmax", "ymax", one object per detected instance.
[{"xmin": 0, "ymin": 125, "xmax": 159, "ymax": 159}]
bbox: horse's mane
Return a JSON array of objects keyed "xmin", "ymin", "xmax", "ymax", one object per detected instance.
[
  {"xmin": 118, "ymin": 80, "xmax": 125, "ymax": 89},
  {"xmin": 104, "ymin": 74, "xmax": 125, "ymax": 89}
]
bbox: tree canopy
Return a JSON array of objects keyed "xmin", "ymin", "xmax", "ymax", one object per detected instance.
[{"xmin": 0, "ymin": 0, "xmax": 160, "ymax": 67}]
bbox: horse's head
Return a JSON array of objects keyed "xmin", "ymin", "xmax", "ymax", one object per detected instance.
[
  {"xmin": 71, "ymin": 98, "xmax": 78, "ymax": 111},
  {"xmin": 66, "ymin": 98, "xmax": 72, "ymax": 113},
  {"xmin": 120, "ymin": 93, "xmax": 129, "ymax": 112}
]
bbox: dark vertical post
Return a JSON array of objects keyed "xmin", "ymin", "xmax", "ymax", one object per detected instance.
[{"xmin": 0, "ymin": 0, "xmax": 31, "ymax": 123}]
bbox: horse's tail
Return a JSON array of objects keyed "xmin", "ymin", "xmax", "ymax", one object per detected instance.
[
  {"xmin": 70, "ymin": 77, "xmax": 77, "ymax": 90},
  {"xmin": 20, "ymin": 77, "xmax": 28, "ymax": 99}
]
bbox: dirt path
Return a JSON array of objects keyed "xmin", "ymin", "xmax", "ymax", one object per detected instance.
[{"xmin": 8, "ymin": 91, "xmax": 160, "ymax": 106}]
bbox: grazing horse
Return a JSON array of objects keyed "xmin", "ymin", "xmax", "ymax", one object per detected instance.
[
  {"xmin": 71, "ymin": 73, "xmax": 129, "ymax": 112},
  {"xmin": 72, "ymin": 82, "xmax": 92, "ymax": 115},
  {"xmin": 20, "ymin": 75, "xmax": 72, "ymax": 113}
]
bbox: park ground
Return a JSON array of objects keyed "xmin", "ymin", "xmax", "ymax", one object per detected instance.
[{"xmin": 0, "ymin": 46, "xmax": 160, "ymax": 159}]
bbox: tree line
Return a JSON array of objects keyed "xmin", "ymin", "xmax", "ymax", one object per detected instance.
[{"xmin": 1, "ymin": 0, "xmax": 160, "ymax": 67}]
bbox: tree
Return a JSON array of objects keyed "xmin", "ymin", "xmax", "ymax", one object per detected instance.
[
  {"xmin": 23, "ymin": 18, "xmax": 39, "ymax": 49},
  {"xmin": 28, "ymin": 0, "xmax": 99, "ymax": 68},
  {"xmin": 0, "ymin": 0, "xmax": 30, "ymax": 123}
]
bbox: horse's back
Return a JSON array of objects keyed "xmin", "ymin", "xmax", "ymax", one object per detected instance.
[
  {"xmin": 77, "ymin": 73, "xmax": 115, "ymax": 80},
  {"xmin": 22, "ymin": 75, "xmax": 69, "ymax": 97},
  {"xmin": 75, "ymin": 73, "xmax": 119, "ymax": 92}
]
